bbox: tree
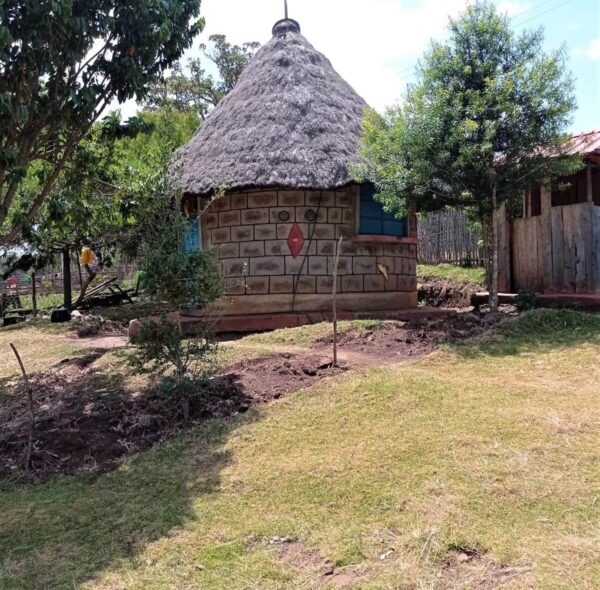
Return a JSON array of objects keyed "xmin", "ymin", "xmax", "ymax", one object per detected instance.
[
  {"xmin": 355, "ymin": 1, "xmax": 581, "ymax": 310},
  {"xmin": 3, "ymin": 107, "xmax": 198, "ymax": 307},
  {"xmin": 0, "ymin": 0, "xmax": 204, "ymax": 245},
  {"xmin": 145, "ymin": 34, "xmax": 259, "ymax": 119}
]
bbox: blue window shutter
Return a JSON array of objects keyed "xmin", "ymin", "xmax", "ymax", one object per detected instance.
[
  {"xmin": 184, "ymin": 218, "xmax": 201, "ymax": 253},
  {"xmin": 359, "ymin": 184, "xmax": 406, "ymax": 237}
]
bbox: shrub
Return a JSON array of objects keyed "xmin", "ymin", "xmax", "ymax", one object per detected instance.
[
  {"xmin": 131, "ymin": 316, "xmax": 217, "ymax": 421},
  {"xmin": 515, "ymin": 289, "xmax": 537, "ymax": 312}
]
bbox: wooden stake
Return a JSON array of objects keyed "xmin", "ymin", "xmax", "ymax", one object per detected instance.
[
  {"xmin": 31, "ymin": 272, "xmax": 37, "ymax": 318},
  {"xmin": 10, "ymin": 343, "xmax": 35, "ymax": 471},
  {"xmin": 332, "ymin": 236, "xmax": 343, "ymax": 367}
]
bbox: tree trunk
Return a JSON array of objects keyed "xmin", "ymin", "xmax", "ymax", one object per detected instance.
[
  {"xmin": 490, "ymin": 184, "xmax": 499, "ymax": 312},
  {"xmin": 62, "ymin": 247, "xmax": 72, "ymax": 310}
]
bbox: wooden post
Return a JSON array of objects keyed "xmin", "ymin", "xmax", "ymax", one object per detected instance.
[
  {"xmin": 587, "ymin": 163, "xmax": 593, "ymax": 203},
  {"xmin": 10, "ymin": 343, "xmax": 35, "ymax": 471},
  {"xmin": 497, "ymin": 202, "xmax": 511, "ymax": 293},
  {"xmin": 62, "ymin": 246, "xmax": 72, "ymax": 309},
  {"xmin": 540, "ymin": 182, "xmax": 552, "ymax": 293},
  {"xmin": 31, "ymin": 272, "xmax": 37, "ymax": 317},
  {"xmin": 332, "ymin": 236, "xmax": 343, "ymax": 367}
]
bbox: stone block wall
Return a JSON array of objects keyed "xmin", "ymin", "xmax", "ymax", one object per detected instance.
[{"xmin": 198, "ymin": 186, "xmax": 418, "ymax": 315}]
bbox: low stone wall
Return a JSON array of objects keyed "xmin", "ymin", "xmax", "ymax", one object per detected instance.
[{"xmin": 199, "ymin": 186, "xmax": 417, "ymax": 315}]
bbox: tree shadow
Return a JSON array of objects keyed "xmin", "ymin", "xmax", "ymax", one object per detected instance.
[
  {"xmin": 450, "ymin": 309, "xmax": 600, "ymax": 358},
  {"xmin": 0, "ymin": 355, "xmax": 260, "ymax": 588}
]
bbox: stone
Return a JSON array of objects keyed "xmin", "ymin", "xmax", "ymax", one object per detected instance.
[
  {"xmin": 245, "ymin": 276, "xmax": 269, "ymax": 294},
  {"xmin": 328, "ymin": 256, "xmax": 352, "ymax": 275},
  {"xmin": 224, "ymin": 278, "xmax": 245, "ymax": 295},
  {"xmin": 269, "ymin": 207, "xmax": 295, "ymax": 223},
  {"xmin": 296, "ymin": 206, "xmax": 327, "ymax": 223},
  {"xmin": 211, "ymin": 196, "xmax": 230, "ymax": 211},
  {"xmin": 211, "ymin": 227, "xmax": 231, "ymax": 244},
  {"xmin": 353, "ymin": 256, "xmax": 377, "ymax": 274},
  {"xmin": 241, "ymin": 208, "xmax": 269, "ymax": 225},
  {"xmin": 231, "ymin": 193, "xmax": 248, "ymax": 209},
  {"xmin": 285, "ymin": 256, "xmax": 308, "ymax": 275},
  {"xmin": 308, "ymin": 256, "xmax": 328, "ymax": 275},
  {"xmin": 217, "ymin": 243, "xmax": 240, "ymax": 259},
  {"xmin": 254, "ymin": 224, "xmax": 276, "ymax": 240},
  {"xmin": 317, "ymin": 276, "xmax": 341, "ymax": 293},
  {"xmin": 204, "ymin": 212, "xmax": 218, "ymax": 229},
  {"xmin": 218, "ymin": 210, "xmax": 241, "ymax": 227},
  {"xmin": 231, "ymin": 225, "xmax": 254, "ymax": 242},
  {"xmin": 240, "ymin": 241, "xmax": 265, "ymax": 257},
  {"xmin": 311, "ymin": 224, "xmax": 334, "ymax": 239},
  {"xmin": 342, "ymin": 275, "xmax": 364, "ymax": 292},
  {"xmin": 222, "ymin": 258, "xmax": 249, "ymax": 277},
  {"xmin": 306, "ymin": 190, "xmax": 335, "ymax": 207},
  {"xmin": 295, "ymin": 276, "xmax": 316, "ymax": 293},
  {"xmin": 335, "ymin": 190, "xmax": 354, "ymax": 208},
  {"xmin": 270, "ymin": 276, "xmax": 294, "ymax": 294},
  {"xmin": 278, "ymin": 190, "xmax": 305, "ymax": 207},
  {"xmin": 335, "ymin": 224, "xmax": 354, "ymax": 239},
  {"xmin": 250, "ymin": 256, "xmax": 284, "ymax": 276},
  {"xmin": 364, "ymin": 275, "xmax": 385, "ymax": 292},
  {"xmin": 248, "ymin": 191, "xmax": 277, "ymax": 208},
  {"xmin": 317, "ymin": 240, "xmax": 336, "ymax": 256},
  {"xmin": 265, "ymin": 240, "xmax": 286, "ymax": 256},
  {"xmin": 327, "ymin": 208, "xmax": 342, "ymax": 223}
]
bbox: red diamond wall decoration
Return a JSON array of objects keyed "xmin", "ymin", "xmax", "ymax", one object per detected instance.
[{"xmin": 287, "ymin": 223, "xmax": 305, "ymax": 258}]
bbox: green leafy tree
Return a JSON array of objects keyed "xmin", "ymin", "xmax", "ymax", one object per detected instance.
[
  {"xmin": 0, "ymin": 0, "xmax": 204, "ymax": 245},
  {"xmin": 355, "ymin": 1, "xmax": 581, "ymax": 310},
  {"xmin": 146, "ymin": 34, "xmax": 259, "ymax": 119}
]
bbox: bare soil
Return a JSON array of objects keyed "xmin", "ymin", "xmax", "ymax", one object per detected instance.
[
  {"xmin": 0, "ymin": 315, "xmax": 488, "ymax": 481},
  {"xmin": 438, "ymin": 547, "xmax": 532, "ymax": 589},
  {"xmin": 315, "ymin": 315, "xmax": 486, "ymax": 364},
  {"xmin": 419, "ymin": 277, "xmax": 481, "ymax": 308},
  {"xmin": 0, "ymin": 352, "xmax": 344, "ymax": 480}
]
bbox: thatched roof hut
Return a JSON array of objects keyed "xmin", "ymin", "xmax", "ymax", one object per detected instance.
[
  {"xmin": 177, "ymin": 18, "xmax": 368, "ymax": 195},
  {"xmin": 176, "ymin": 15, "xmax": 418, "ymax": 325}
]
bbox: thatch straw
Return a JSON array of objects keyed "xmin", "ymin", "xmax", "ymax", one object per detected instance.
[{"xmin": 176, "ymin": 20, "xmax": 368, "ymax": 196}]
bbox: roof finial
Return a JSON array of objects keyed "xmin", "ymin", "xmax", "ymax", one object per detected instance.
[
  {"xmin": 285, "ymin": 0, "xmax": 288, "ymax": 20},
  {"xmin": 272, "ymin": 2, "xmax": 301, "ymax": 36}
]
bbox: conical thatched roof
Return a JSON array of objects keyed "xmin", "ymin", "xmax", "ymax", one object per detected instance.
[{"xmin": 176, "ymin": 18, "xmax": 368, "ymax": 196}]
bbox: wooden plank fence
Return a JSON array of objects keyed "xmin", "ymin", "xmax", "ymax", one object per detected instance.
[
  {"xmin": 511, "ymin": 201, "xmax": 600, "ymax": 293},
  {"xmin": 417, "ymin": 209, "xmax": 483, "ymax": 266}
]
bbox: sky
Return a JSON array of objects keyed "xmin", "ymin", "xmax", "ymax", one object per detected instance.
[{"xmin": 119, "ymin": 0, "xmax": 599, "ymax": 132}]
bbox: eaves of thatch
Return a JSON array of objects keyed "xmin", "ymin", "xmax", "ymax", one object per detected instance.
[{"xmin": 174, "ymin": 18, "xmax": 369, "ymax": 196}]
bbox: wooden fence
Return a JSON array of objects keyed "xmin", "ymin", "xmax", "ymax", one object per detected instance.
[
  {"xmin": 1, "ymin": 262, "xmax": 138, "ymax": 303},
  {"xmin": 511, "ymin": 201, "xmax": 600, "ymax": 293},
  {"xmin": 417, "ymin": 210, "xmax": 483, "ymax": 265}
]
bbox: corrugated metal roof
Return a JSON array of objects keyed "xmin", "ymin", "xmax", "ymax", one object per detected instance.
[{"xmin": 567, "ymin": 130, "xmax": 600, "ymax": 156}]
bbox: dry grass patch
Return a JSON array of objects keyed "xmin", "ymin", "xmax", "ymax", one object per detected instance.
[{"xmin": 0, "ymin": 310, "xmax": 598, "ymax": 589}]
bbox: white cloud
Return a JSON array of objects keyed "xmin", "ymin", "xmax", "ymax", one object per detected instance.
[
  {"xmin": 574, "ymin": 39, "xmax": 600, "ymax": 60},
  {"xmin": 112, "ymin": 0, "xmax": 538, "ymax": 117}
]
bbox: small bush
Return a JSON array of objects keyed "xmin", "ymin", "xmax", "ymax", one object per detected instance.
[
  {"xmin": 515, "ymin": 289, "xmax": 537, "ymax": 312},
  {"xmin": 131, "ymin": 316, "xmax": 217, "ymax": 421}
]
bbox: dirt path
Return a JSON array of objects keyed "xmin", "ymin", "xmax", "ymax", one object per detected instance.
[{"xmin": 64, "ymin": 333, "xmax": 129, "ymax": 350}]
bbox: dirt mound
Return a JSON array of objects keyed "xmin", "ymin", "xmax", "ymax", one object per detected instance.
[
  {"xmin": 0, "ymin": 352, "xmax": 343, "ymax": 480},
  {"xmin": 419, "ymin": 277, "xmax": 480, "ymax": 308},
  {"xmin": 438, "ymin": 547, "xmax": 532, "ymax": 589},
  {"xmin": 315, "ymin": 315, "xmax": 485, "ymax": 362}
]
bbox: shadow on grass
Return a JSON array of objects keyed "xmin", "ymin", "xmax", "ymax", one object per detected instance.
[
  {"xmin": 0, "ymin": 342, "xmax": 260, "ymax": 587},
  {"xmin": 0, "ymin": 412, "xmax": 255, "ymax": 588},
  {"xmin": 451, "ymin": 309, "xmax": 600, "ymax": 358}
]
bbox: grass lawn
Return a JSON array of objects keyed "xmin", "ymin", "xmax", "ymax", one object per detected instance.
[
  {"xmin": 0, "ymin": 310, "xmax": 599, "ymax": 588},
  {"xmin": 418, "ymin": 263, "xmax": 486, "ymax": 285}
]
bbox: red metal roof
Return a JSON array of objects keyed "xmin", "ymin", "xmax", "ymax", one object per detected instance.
[{"xmin": 566, "ymin": 130, "xmax": 600, "ymax": 157}]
